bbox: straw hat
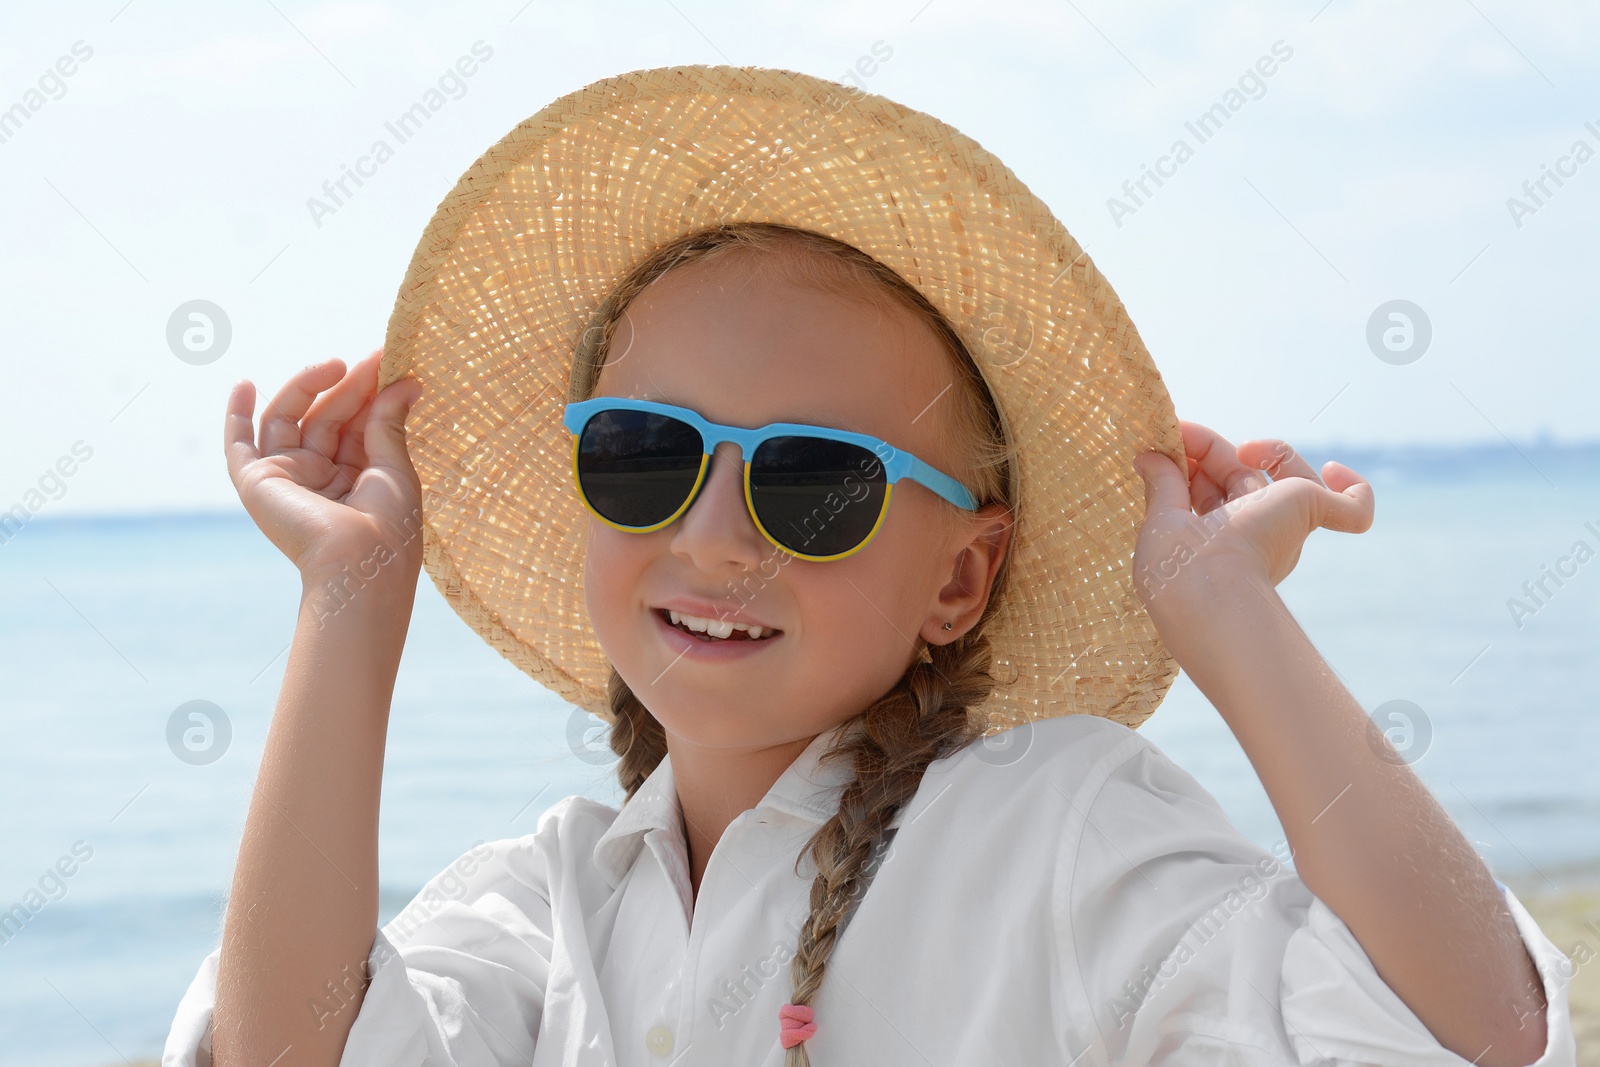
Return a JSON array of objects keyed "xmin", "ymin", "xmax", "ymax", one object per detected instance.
[{"xmin": 378, "ymin": 64, "xmax": 1188, "ymax": 736}]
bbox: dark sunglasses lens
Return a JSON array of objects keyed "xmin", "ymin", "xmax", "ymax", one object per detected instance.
[
  {"xmin": 576, "ymin": 409, "xmax": 704, "ymax": 528},
  {"xmin": 749, "ymin": 437, "xmax": 887, "ymax": 556}
]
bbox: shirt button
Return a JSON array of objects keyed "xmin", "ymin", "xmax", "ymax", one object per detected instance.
[{"xmin": 645, "ymin": 1025, "xmax": 674, "ymax": 1057}]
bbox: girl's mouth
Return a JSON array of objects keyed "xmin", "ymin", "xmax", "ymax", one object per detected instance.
[
  {"xmin": 655, "ymin": 608, "xmax": 780, "ymax": 641},
  {"xmin": 651, "ymin": 608, "xmax": 784, "ymax": 658}
]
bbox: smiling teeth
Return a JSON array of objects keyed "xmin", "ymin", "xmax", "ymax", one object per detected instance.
[{"xmin": 667, "ymin": 609, "xmax": 770, "ymax": 640}]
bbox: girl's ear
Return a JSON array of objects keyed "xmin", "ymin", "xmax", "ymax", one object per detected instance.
[{"xmin": 923, "ymin": 503, "xmax": 1013, "ymax": 643}]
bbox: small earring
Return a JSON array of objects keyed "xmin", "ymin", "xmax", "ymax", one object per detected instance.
[{"xmin": 942, "ymin": 621, "xmax": 953, "ymax": 630}]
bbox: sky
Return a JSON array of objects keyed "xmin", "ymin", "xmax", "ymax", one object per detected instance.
[{"xmin": 1, "ymin": 0, "xmax": 1597, "ymax": 516}]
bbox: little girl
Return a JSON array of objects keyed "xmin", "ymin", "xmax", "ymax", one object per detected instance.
[{"xmin": 165, "ymin": 66, "xmax": 1575, "ymax": 1066}]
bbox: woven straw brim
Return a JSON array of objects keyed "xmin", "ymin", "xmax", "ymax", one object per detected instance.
[{"xmin": 379, "ymin": 64, "xmax": 1187, "ymax": 735}]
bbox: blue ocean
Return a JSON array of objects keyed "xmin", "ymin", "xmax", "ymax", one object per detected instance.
[{"xmin": 2, "ymin": 441, "xmax": 1597, "ymax": 1066}]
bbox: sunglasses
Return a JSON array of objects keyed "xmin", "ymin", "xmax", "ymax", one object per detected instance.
[{"xmin": 563, "ymin": 397, "xmax": 979, "ymax": 561}]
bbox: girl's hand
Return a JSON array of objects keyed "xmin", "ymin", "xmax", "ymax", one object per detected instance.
[
  {"xmin": 1130, "ymin": 421, "xmax": 1374, "ymax": 615},
  {"xmin": 223, "ymin": 348, "xmax": 425, "ymax": 583}
]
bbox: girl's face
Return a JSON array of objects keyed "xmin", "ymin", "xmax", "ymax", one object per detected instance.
[{"xmin": 583, "ymin": 251, "xmax": 1012, "ymax": 754}]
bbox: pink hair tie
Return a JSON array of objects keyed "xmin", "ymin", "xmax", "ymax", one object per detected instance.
[{"xmin": 778, "ymin": 1002, "xmax": 816, "ymax": 1048}]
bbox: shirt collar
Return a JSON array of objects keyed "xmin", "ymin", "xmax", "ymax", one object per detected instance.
[{"xmin": 592, "ymin": 719, "xmax": 865, "ymax": 889}]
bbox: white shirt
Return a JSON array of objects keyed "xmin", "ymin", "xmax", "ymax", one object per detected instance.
[{"xmin": 163, "ymin": 713, "xmax": 1577, "ymax": 1066}]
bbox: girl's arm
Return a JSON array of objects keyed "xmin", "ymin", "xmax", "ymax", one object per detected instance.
[
  {"xmin": 1152, "ymin": 565, "xmax": 1546, "ymax": 1065},
  {"xmin": 211, "ymin": 572, "xmax": 416, "ymax": 1067},
  {"xmin": 1132, "ymin": 427, "xmax": 1547, "ymax": 1066},
  {"xmin": 213, "ymin": 351, "xmax": 425, "ymax": 1067}
]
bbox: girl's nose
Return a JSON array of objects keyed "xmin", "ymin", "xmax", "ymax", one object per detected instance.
[{"xmin": 669, "ymin": 442, "xmax": 769, "ymax": 569}]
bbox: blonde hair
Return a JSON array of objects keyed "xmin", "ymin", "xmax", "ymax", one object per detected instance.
[{"xmin": 569, "ymin": 221, "xmax": 1019, "ymax": 1065}]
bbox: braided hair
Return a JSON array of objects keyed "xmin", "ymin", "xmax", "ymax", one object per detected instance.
[{"xmin": 571, "ymin": 221, "xmax": 1019, "ymax": 1065}]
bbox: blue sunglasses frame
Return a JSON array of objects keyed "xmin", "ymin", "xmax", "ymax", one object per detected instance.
[{"xmin": 563, "ymin": 396, "xmax": 979, "ymax": 561}]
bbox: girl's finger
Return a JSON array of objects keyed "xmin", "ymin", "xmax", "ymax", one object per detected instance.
[
  {"xmin": 1189, "ymin": 463, "xmax": 1228, "ymax": 516},
  {"xmin": 1133, "ymin": 450, "xmax": 1191, "ymax": 517},
  {"xmin": 259, "ymin": 360, "xmax": 347, "ymax": 457},
  {"xmin": 1314, "ymin": 460, "xmax": 1375, "ymax": 534},
  {"xmin": 1240, "ymin": 439, "xmax": 1322, "ymax": 485},
  {"xmin": 1181, "ymin": 420, "xmax": 1267, "ymax": 502},
  {"xmin": 333, "ymin": 387, "xmax": 377, "ymax": 473},
  {"xmin": 301, "ymin": 351, "xmax": 381, "ymax": 459},
  {"xmin": 223, "ymin": 380, "xmax": 262, "ymax": 491}
]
